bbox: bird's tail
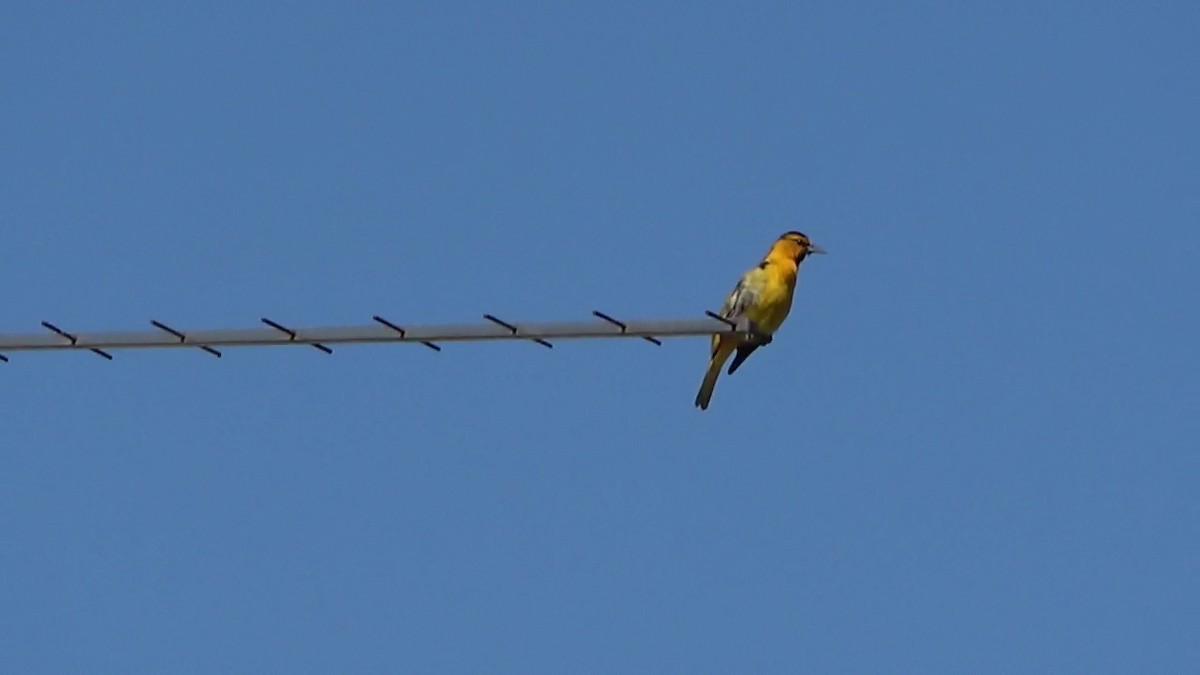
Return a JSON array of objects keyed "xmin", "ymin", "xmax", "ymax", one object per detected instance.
[
  {"xmin": 694, "ymin": 359, "xmax": 723, "ymax": 410},
  {"xmin": 695, "ymin": 341, "xmax": 735, "ymax": 410}
]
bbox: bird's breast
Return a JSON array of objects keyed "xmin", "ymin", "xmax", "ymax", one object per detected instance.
[{"xmin": 744, "ymin": 265, "xmax": 796, "ymax": 333}]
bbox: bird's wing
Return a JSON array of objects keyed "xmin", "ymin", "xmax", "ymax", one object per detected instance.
[
  {"xmin": 726, "ymin": 342, "xmax": 757, "ymax": 375},
  {"xmin": 710, "ymin": 270, "xmax": 760, "ymax": 358},
  {"xmin": 722, "ymin": 271, "xmax": 761, "ymax": 320}
]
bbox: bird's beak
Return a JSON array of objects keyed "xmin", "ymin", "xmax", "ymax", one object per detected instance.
[{"xmin": 809, "ymin": 243, "xmax": 827, "ymax": 255}]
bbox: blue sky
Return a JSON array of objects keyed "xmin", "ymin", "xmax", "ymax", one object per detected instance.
[{"xmin": 2, "ymin": 3, "xmax": 1197, "ymax": 672}]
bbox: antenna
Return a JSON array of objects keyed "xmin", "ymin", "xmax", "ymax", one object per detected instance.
[{"xmin": 0, "ymin": 311, "xmax": 755, "ymax": 361}]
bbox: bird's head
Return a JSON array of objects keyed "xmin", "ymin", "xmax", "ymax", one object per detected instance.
[{"xmin": 772, "ymin": 231, "xmax": 826, "ymax": 263}]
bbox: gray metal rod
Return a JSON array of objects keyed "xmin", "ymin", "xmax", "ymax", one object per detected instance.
[{"xmin": 0, "ymin": 314, "xmax": 751, "ymax": 355}]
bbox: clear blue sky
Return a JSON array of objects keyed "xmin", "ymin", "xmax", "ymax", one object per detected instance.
[{"xmin": 2, "ymin": 3, "xmax": 1196, "ymax": 672}]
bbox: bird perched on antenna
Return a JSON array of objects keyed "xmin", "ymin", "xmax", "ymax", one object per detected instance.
[{"xmin": 694, "ymin": 231, "xmax": 825, "ymax": 410}]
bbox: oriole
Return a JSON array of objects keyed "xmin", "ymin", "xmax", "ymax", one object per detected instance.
[{"xmin": 694, "ymin": 231, "xmax": 824, "ymax": 410}]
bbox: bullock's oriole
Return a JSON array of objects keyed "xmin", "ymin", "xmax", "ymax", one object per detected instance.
[{"xmin": 694, "ymin": 231, "xmax": 824, "ymax": 410}]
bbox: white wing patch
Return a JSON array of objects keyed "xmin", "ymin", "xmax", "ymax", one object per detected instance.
[{"xmin": 723, "ymin": 277, "xmax": 757, "ymax": 320}]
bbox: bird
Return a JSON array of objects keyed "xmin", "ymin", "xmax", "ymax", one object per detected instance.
[{"xmin": 694, "ymin": 231, "xmax": 825, "ymax": 410}]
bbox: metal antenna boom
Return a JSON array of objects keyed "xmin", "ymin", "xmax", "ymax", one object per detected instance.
[{"xmin": 0, "ymin": 312, "xmax": 755, "ymax": 361}]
